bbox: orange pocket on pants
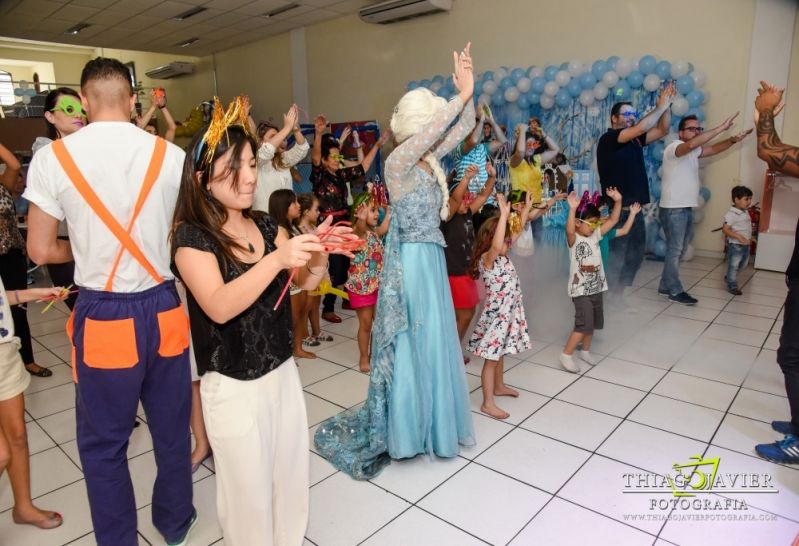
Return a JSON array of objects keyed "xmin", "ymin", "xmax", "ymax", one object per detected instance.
[
  {"xmin": 83, "ymin": 317, "xmax": 139, "ymax": 369},
  {"xmin": 156, "ymin": 306, "xmax": 189, "ymax": 357},
  {"xmin": 66, "ymin": 313, "xmax": 77, "ymax": 381}
]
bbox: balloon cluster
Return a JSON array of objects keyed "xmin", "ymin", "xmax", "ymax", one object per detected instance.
[{"xmin": 13, "ymin": 80, "xmax": 36, "ymax": 105}]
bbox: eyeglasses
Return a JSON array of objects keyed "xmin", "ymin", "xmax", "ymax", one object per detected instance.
[
  {"xmin": 50, "ymin": 97, "xmax": 86, "ymax": 118},
  {"xmin": 683, "ymin": 126, "xmax": 704, "ymax": 133},
  {"xmin": 618, "ymin": 111, "xmax": 638, "ymax": 118},
  {"xmin": 578, "ymin": 219, "xmax": 602, "ymax": 230}
]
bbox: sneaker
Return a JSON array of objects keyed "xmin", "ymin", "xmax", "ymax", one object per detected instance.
[
  {"xmin": 668, "ymin": 292, "xmax": 698, "ymax": 305},
  {"xmin": 755, "ymin": 434, "xmax": 799, "ymax": 464},
  {"xmin": 167, "ymin": 510, "xmax": 198, "ymax": 546},
  {"xmin": 580, "ymin": 350, "xmax": 600, "ymax": 366},
  {"xmin": 772, "ymin": 421, "xmax": 795, "ymax": 435},
  {"xmin": 728, "ymin": 287, "xmax": 743, "ymax": 296},
  {"xmin": 657, "ymin": 289, "xmax": 670, "ymax": 297},
  {"xmin": 559, "ymin": 353, "xmax": 580, "ymax": 373},
  {"xmin": 302, "ymin": 336, "xmax": 320, "ymax": 347}
]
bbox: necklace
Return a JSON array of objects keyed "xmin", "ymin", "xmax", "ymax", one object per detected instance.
[{"xmin": 226, "ymin": 227, "xmax": 255, "ymax": 253}]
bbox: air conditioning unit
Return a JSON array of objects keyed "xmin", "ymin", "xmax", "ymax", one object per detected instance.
[
  {"xmin": 359, "ymin": 0, "xmax": 452, "ymax": 24},
  {"xmin": 145, "ymin": 61, "xmax": 194, "ymax": 79}
]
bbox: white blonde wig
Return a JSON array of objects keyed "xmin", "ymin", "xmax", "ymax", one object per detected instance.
[{"xmin": 391, "ymin": 88, "xmax": 450, "ymax": 220}]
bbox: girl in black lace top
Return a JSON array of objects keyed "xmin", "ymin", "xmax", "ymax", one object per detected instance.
[{"xmin": 171, "ymin": 116, "xmax": 354, "ymax": 546}]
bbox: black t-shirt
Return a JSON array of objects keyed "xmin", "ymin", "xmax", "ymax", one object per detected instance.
[
  {"xmin": 787, "ymin": 218, "xmax": 799, "ymax": 282},
  {"xmin": 171, "ymin": 213, "xmax": 293, "ymax": 380},
  {"xmin": 596, "ymin": 128, "xmax": 651, "ymax": 206},
  {"xmin": 441, "ymin": 211, "xmax": 475, "ymax": 276}
]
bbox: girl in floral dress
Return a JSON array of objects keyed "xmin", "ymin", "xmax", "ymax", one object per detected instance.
[
  {"xmin": 345, "ymin": 189, "xmax": 390, "ymax": 372},
  {"xmin": 468, "ymin": 193, "xmax": 534, "ymax": 419}
]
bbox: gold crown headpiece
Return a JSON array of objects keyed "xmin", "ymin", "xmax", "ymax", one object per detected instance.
[{"xmin": 193, "ymin": 95, "xmax": 252, "ymax": 169}]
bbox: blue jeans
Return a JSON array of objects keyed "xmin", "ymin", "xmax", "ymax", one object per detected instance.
[
  {"xmin": 608, "ymin": 210, "xmax": 646, "ymax": 292},
  {"xmin": 726, "ymin": 242, "xmax": 750, "ymax": 289},
  {"xmin": 658, "ymin": 207, "xmax": 693, "ymax": 295}
]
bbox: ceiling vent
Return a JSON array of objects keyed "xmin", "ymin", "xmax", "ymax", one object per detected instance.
[
  {"xmin": 359, "ymin": 0, "xmax": 452, "ymax": 24},
  {"xmin": 144, "ymin": 61, "xmax": 195, "ymax": 79}
]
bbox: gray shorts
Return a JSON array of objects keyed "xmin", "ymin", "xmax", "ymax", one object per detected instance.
[{"xmin": 572, "ymin": 293, "xmax": 604, "ymax": 333}]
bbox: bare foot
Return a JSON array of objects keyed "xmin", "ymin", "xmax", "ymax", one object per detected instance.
[
  {"xmin": 191, "ymin": 446, "xmax": 211, "ymax": 467},
  {"xmin": 12, "ymin": 507, "xmax": 63, "ymax": 529},
  {"xmin": 358, "ymin": 358, "xmax": 371, "ymax": 373},
  {"xmin": 294, "ymin": 349, "xmax": 317, "ymax": 359},
  {"xmin": 480, "ymin": 403, "xmax": 509, "ymax": 420},
  {"xmin": 494, "ymin": 385, "xmax": 519, "ymax": 397}
]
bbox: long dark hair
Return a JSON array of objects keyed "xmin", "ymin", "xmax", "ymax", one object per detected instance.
[
  {"xmin": 297, "ymin": 192, "xmax": 317, "ymax": 222},
  {"xmin": 170, "ymin": 124, "xmax": 259, "ymax": 270},
  {"xmin": 44, "ymin": 87, "xmax": 81, "ymax": 139},
  {"xmin": 469, "ymin": 215, "xmax": 501, "ymax": 279},
  {"xmin": 269, "ymin": 188, "xmax": 297, "ymax": 235}
]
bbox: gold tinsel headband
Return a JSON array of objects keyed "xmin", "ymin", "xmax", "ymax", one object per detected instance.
[{"xmin": 193, "ymin": 95, "xmax": 252, "ymax": 169}]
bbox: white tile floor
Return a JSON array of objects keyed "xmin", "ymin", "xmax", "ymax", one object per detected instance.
[{"xmin": 1, "ymin": 255, "xmax": 797, "ymax": 545}]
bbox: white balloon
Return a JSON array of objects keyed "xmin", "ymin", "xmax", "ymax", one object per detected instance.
[
  {"xmin": 615, "ymin": 57, "xmax": 633, "ymax": 78},
  {"xmin": 691, "ymin": 70, "xmax": 707, "ymax": 89},
  {"xmin": 482, "ymin": 80, "xmax": 498, "ymax": 95},
  {"xmin": 540, "ymin": 94, "xmax": 555, "ymax": 109},
  {"xmin": 494, "ymin": 67, "xmax": 508, "ymax": 82},
  {"xmin": 671, "ymin": 95, "xmax": 689, "ymax": 116},
  {"xmin": 21, "ymin": 95, "xmax": 31, "ymax": 104},
  {"xmin": 631, "ymin": 56, "xmax": 640, "ymax": 71},
  {"xmin": 544, "ymin": 81, "xmax": 560, "ymax": 97},
  {"xmin": 504, "ymin": 86, "xmax": 520, "ymax": 102},
  {"xmin": 671, "ymin": 59, "xmax": 690, "ymax": 78},
  {"xmin": 568, "ymin": 60, "xmax": 584, "ymax": 76},
  {"xmin": 681, "ymin": 243, "xmax": 695, "ymax": 261},
  {"xmin": 593, "ymin": 82, "xmax": 609, "ymax": 100},
  {"xmin": 579, "ymin": 89, "xmax": 595, "ymax": 107},
  {"xmin": 643, "ymin": 73, "xmax": 661, "ymax": 92},
  {"xmin": 478, "ymin": 93, "xmax": 491, "ymax": 106},
  {"xmin": 516, "ymin": 76, "xmax": 531, "ymax": 93},
  {"xmin": 555, "ymin": 70, "xmax": 571, "ymax": 87},
  {"xmin": 602, "ymin": 71, "xmax": 619, "ymax": 88},
  {"xmin": 529, "ymin": 66, "xmax": 544, "ymax": 78},
  {"xmin": 430, "ymin": 81, "xmax": 442, "ymax": 93},
  {"xmin": 587, "ymin": 105, "xmax": 601, "ymax": 117}
]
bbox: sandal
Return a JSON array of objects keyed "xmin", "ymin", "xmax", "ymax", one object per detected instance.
[
  {"xmin": 302, "ymin": 336, "xmax": 321, "ymax": 347},
  {"xmin": 13, "ymin": 510, "xmax": 63, "ymax": 530},
  {"xmin": 315, "ymin": 332, "xmax": 334, "ymax": 342},
  {"xmin": 25, "ymin": 364, "xmax": 53, "ymax": 378}
]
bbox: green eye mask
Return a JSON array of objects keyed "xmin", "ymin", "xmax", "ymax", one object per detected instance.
[{"xmin": 51, "ymin": 96, "xmax": 86, "ymax": 118}]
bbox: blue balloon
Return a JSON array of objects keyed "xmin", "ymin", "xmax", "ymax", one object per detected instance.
[
  {"xmin": 517, "ymin": 94, "xmax": 530, "ymax": 109},
  {"xmin": 613, "ymin": 80, "xmax": 631, "ymax": 100},
  {"xmin": 671, "ymin": 116, "xmax": 682, "ymax": 131},
  {"xmin": 699, "ymin": 186, "xmax": 711, "ymax": 202},
  {"xmin": 446, "ymin": 75, "xmax": 454, "ymax": 87},
  {"xmin": 527, "ymin": 92, "xmax": 541, "ymax": 105},
  {"xmin": 639, "ymin": 55, "xmax": 657, "ymax": 75},
  {"xmin": 607, "ymin": 56, "xmax": 620, "ymax": 70},
  {"xmin": 492, "ymin": 90, "xmax": 506, "ymax": 107},
  {"xmin": 420, "ymin": 79, "xmax": 431, "ymax": 88},
  {"xmin": 687, "ymin": 107, "xmax": 705, "ymax": 122},
  {"xmin": 627, "ymin": 70, "xmax": 644, "ymax": 88},
  {"xmin": 560, "ymin": 61, "xmax": 569, "ymax": 70},
  {"xmin": 500, "ymin": 76, "xmax": 514, "ymax": 91},
  {"xmin": 531, "ymin": 77, "xmax": 547, "ymax": 94},
  {"xmin": 686, "ymin": 89, "xmax": 705, "ymax": 107},
  {"xmin": 526, "ymin": 66, "xmax": 537, "ymax": 77},
  {"xmin": 591, "ymin": 60, "xmax": 608, "ymax": 80},
  {"xmin": 676, "ymin": 75, "xmax": 694, "ymax": 95},
  {"xmin": 432, "ymin": 75, "xmax": 444, "ymax": 85},
  {"xmin": 511, "ymin": 68, "xmax": 525, "ymax": 83},
  {"xmin": 567, "ymin": 79, "xmax": 582, "ymax": 97},
  {"xmin": 482, "ymin": 70, "xmax": 494, "ymax": 82},
  {"xmin": 651, "ymin": 180, "xmax": 662, "ymax": 202},
  {"xmin": 544, "ymin": 65, "xmax": 559, "ymax": 81},
  {"xmin": 407, "ymin": 81, "xmax": 419, "ymax": 90},
  {"xmin": 555, "ymin": 89, "xmax": 572, "ymax": 108},
  {"xmin": 655, "ymin": 61, "xmax": 671, "ymax": 80},
  {"xmin": 579, "ymin": 72, "xmax": 596, "ymax": 90}
]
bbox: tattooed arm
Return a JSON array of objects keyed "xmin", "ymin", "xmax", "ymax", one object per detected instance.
[{"xmin": 755, "ymin": 81, "xmax": 799, "ymax": 177}]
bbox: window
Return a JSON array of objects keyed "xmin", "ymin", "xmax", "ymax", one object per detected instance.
[{"xmin": 0, "ymin": 70, "xmax": 14, "ymax": 106}]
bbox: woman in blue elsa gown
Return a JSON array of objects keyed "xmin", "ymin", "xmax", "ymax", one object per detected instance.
[{"xmin": 315, "ymin": 43, "xmax": 477, "ymax": 479}]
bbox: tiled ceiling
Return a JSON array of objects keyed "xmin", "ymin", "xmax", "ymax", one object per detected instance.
[{"xmin": 0, "ymin": 0, "xmax": 377, "ymax": 56}]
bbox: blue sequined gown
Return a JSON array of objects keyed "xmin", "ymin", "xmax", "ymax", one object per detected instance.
[{"xmin": 314, "ymin": 96, "xmax": 477, "ymax": 479}]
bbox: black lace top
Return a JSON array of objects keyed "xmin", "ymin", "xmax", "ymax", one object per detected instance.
[{"xmin": 172, "ymin": 212, "xmax": 293, "ymax": 380}]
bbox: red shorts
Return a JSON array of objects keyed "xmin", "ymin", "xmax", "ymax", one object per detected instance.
[
  {"xmin": 347, "ymin": 289, "xmax": 378, "ymax": 309},
  {"xmin": 448, "ymin": 275, "xmax": 479, "ymax": 309}
]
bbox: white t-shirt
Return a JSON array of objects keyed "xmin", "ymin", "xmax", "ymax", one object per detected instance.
[
  {"xmin": 660, "ymin": 140, "xmax": 701, "ymax": 208},
  {"xmin": 568, "ymin": 229, "xmax": 608, "ymax": 297},
  {"xmin": 0, "ymin": 278, "xmax": 16, "ymax": 344},
  {"xmin": 253, "ymin": 141, "xmax": 309, "ymax": 213},
  {"xmin": 24, "ymin": 122, "xmax": 186, "ymax": 292},
  {"xmin": 723, "ymin": 206, "xmax": 752, "ymax": 244}
]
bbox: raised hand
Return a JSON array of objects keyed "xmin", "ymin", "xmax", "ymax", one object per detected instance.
[
  {"xmin": 463, "ymin": 164, "xmax": 479, "ymax": 181},
  {"xmin": 452, "ymin": 42, "xmax": 474, "ymax": 97},
  {"xmin": 629, "ymin": 202, "xmax": 642, "ymax": 215},
  {"xmin": 566, "ymin": 191, "xmax": 581, "ymax": 210},
  {"xmin": 377, "ymin": 128, "xmax": 392, "ymax": 146},
  {"xmin": 283, "ymin": 104, "xmax": 298, "ymax": 131},
  {"xmin": 314, "ymin": 114, "xmax": 328, "ymax": 134},
  {"xmin": 486, "ymin": 160, "xmax": 496, "ymax": 178},
  {"xmin": 657, "ymin": 81, "xmax": 676, "ymax": 107},
  {"xmin": 606, "ymin": 186, "xmax": 622, "ymax": 202},
  {"xmin": 753, "ymin": 100, "xmax": 784, "ymax": 125},
  {"xmin": 339, "ymin": 125, "xmax": 352, "ymax": 145},
  {"xmin": 496, "ymin": 192, "xmax": 510, "ymax": 217},
  {"xmin": 731, "ymin": 127, "xmax": 754, "ymax": 143},
  {"xmin": 755, "ymin": 80, "xmax": 784, "ymax": 113},
  {"xmin": 720, "ymin": 112, "xmax": 739, "ymax": 131}
]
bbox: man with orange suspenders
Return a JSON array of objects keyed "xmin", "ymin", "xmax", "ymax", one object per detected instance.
[{"xmin": 25, "ymin": 58, "xmax": 196, "ymax": 546}]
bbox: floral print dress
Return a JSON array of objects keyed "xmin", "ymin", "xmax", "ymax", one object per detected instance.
[{"xmin": 468, "ymin": 254, "xmax": 531, "ymax": 360}]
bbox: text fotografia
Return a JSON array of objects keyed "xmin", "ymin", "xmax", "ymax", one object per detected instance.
[{"xmin": 622, "ymin": 455, "xmax": 778, "ymax": 512}]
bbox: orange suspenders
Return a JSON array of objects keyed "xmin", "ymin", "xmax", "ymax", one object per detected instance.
[{"xmin": 51, "ymin": 138, "xmax": 168, "ymax": 291}]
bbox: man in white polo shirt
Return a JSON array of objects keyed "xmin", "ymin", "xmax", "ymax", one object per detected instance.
[
  {"xmin": 24, "ymin": 58, "xmax": 195, "ymax": 546},
  {"xmin": 658, "ymin": 113, "xmax": 752, "ymax": 305}
]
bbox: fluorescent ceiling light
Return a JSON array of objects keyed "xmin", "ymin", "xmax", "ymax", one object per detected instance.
[
  {"xmin": 64, "ymin": 23, "xmax": 91, "ymax": 35},
  {"xmin": 176, "ymin": 37, "xmax": 199, "ymax": 47},
  {"xmin": 261, "ymin": 3, "xmax": 299, "ymax": 18},
  {"xmin": 173, "ymin": 7, "xmax": 207, "ymax": 21}
]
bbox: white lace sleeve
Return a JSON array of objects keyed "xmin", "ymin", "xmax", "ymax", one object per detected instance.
[
  {"xmin": 257, "ymin": 143, "xmax": 276, "ymax": 164},
  {"xmin": 431, "ymin": 99, "xmax": 476, "ymax": 160},
  {"xmin": 281, "ymin": 140, "xmax": 310, "ymax": 168},
  {"xmin": 385, "ymin": 97, "xmax": 466, "ymax": 200}
]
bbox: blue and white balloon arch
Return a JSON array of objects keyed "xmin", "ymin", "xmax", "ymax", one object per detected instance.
[{"xmin": 406, "ymin": 55, "xmax": 712, "ymax": 258}]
